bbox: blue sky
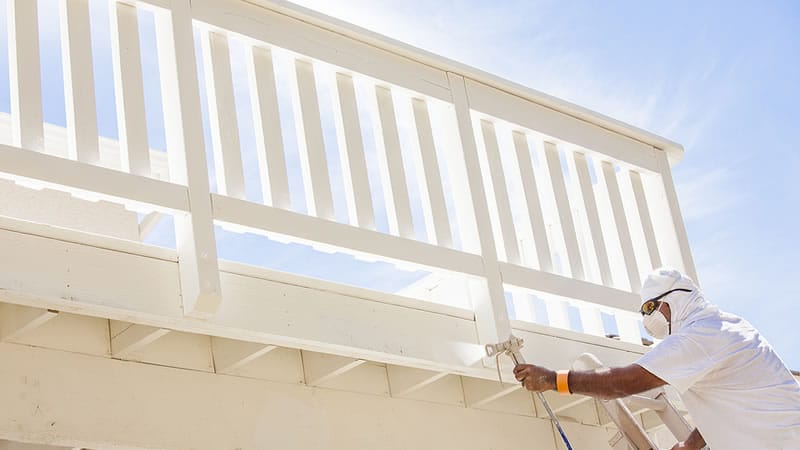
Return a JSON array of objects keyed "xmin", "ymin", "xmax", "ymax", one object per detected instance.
[
  {"xmin": 0, "ymin": 1, "xmax": 796, "ymax": 369},
  {"xmin": 286, "ymin": 0, "xmax": 800, "ymax": 368}
]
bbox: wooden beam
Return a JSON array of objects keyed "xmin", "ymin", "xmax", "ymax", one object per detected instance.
[
  {"xmin": 0, "ymin": 144, "xmax": 190, "ymax": 213},
  {"xmin": 111, "ymin": 324, "xmax": 170, "ymax": 358},
  {"xmin": 0, "ymin": 304, "xmax": 59, "ymax": 341}
]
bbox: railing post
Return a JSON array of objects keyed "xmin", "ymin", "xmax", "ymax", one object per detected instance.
[
  {"xmin": 644, "ymin": 151, "xmax": 698, "ymax": 282},
  {"xmin": 155, "ymin": 0, "xmax": 222, "ymax": 318},
  {"xmin": 446, "ymin": 73, "xmax": 512, "ymax": 348}
]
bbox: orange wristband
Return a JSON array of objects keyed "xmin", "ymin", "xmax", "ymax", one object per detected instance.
[{"xmin": 556, "ymin": 370, "xmax": 570, "ymax": 395}]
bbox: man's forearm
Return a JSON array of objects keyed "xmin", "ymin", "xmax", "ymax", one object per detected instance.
[{"xmin": 567, "ymin": 367, "xmax": 643, "ymax": 399}]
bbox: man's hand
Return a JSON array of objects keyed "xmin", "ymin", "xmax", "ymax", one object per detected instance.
[{"xmin": 513, "ymin": 364, "xmax": 556, "ymax": 392}]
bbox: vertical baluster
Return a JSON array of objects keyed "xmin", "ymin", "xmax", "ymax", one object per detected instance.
[
  {"xmin": 642, "ymin": 152, "xmax": 697, "ymax": 279},
  {"xmin": 512, "ymin": 131, "xmax": 553, "ymax": 272},
  {"xmin": 578, "ymin": 304, "xmax": 605, "ymax": 337},
  {"xmin": 331, "ymin": 72, "xmax": 375, "ymax": 229},
  {"xmin": 155, "ymin": 1, "xmax": 221, "ymax": 317},
  {"xmin": 201, "ymin": 31, "xmax": 245, "ymax": 199},
  {"xmin": 60, "ymin": 0, "xmax": 99, "ymax": 163},
  {"xmin": 480, "ymin": 120, "xmax": 521, "ymax": 264},
  {"xmin": 511, "ymin": 292, "xmax": 536, "ymax": 323},
  {"xmin": 7, "ymin": 0, "xmax": 44, "ymax": 151},
  {"xmin": 247, "ymin": 46, "xmax": 291, "ymax": 209},
  {"xmin": 630, "ymin": 170, "xmax": 662, "ymax": 270},
  {"xmin": 543, "ymin": 141, "xmax": 584, "ymax": 280},
  {"xmin": 601, "ymin": 161, "xmax": 641, "ymax": 292},
  {"xmin": 545, "ymin": 298, "xmax": 571, "ymax": 330},
  {"xmin": 574, "ymin": 152, "xmax": 612, "ymax": 286},
  {"xmin": 110, "ymin": 1, "xmax": 150, "ymax": 176},
  {"xmin": 372, "ymin": 85, "xmax": 414, "ymax": 239},
  {"xmin": 411, "ymin": 97, "xmax": 453, "ymax": 247},
  {"xmin": 291, "ymin": 59, "xmax": 335, "ymax": 220}
]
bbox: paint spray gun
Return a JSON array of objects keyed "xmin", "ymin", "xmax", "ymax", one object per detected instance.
[{"xmin": 485, "ymin": 335, "xmax": 574, "ymax": 450}]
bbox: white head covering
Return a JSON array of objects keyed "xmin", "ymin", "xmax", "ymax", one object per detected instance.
[{"xmin": 640, "ymin": 267, "xmax": 717, "ymax": 333}]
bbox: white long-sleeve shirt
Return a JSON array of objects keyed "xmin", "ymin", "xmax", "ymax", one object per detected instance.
[{"xmin": 636, "ymin": 311, "xmax": 800, "ymax": 449}]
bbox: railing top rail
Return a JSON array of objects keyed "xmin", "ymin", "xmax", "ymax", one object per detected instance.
[{"xmin": 238, "ymin": 0, "xmax": 685, "ymax": 164}]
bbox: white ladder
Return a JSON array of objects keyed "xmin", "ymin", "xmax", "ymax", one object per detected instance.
[{"xmin": 573, "ymin": 353, "xmax": 695, "ymax": 450}]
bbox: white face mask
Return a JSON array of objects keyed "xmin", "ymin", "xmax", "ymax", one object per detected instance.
[{"xmin": 643, "ymin": 310, "xmax": 670, "ymax": 339}]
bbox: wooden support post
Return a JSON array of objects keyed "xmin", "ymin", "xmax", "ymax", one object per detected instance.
[
  {"xmin": 155, "ymin": 1, "xmax": 222, "ymax": 318},
  {"xmin": 447, "ymin": 73, "xmax": 511, "ymax": 349}
]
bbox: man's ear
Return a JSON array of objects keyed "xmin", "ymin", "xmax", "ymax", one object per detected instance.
[{"xmin": 661, "ymin": 302, "xmax": 672, "ymax": 322}]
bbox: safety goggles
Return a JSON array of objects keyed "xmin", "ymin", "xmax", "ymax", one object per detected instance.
[{"xmin": 639, "ymin": 288, "xmax": 692, "ymax": 316}]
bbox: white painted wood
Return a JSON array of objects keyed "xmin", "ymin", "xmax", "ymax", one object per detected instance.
[
  {"xmin": 331, "ymin": 72, "xmax": 374, "ymax": 229},
  {"xmin": 5, "ymin": 312, "xmax": 110, "ymax": 357},
  {"xmin": 480, "ymin": 120, "xmax": 521, "ymax": 264},
  {"xmin": 0, "ymin": 304, "xmax": 58, "ymax": 342},
  {"xmin": 247, "ymin": 46, "xmax": 291, "ymax": 209},
  {"xmin": 464, "ymin": 80, "xmax": 660, "ymax": 172},
  {"xmin": 411, "ymin": 97, "xmax": 452, "ymax": 247},
  {"xmin": 0, "ymin": 179, "xmax": 140, "ymax": 241},
  {"xmin": 461, "ymin": 377, "xmax": 535, "ymax": 415},
  {"xmin": 7, "ymin": 0, "xmax": 44, "ymax": 152},
  {"xmin": 543, "ymin": 141, "xmax": 584, "ymax": 280},
  {"xmin": 59, "ymin": 0, "xmax": 100, "ymax": 164},
  {"xmin": 512, "ymin": 322, "xmax": 646, "ymax": 370},
  {"xmin": 0, "ymin": 144, "xmax": 189, "ymax": 212},
  {"xmin": 0, "ymin": 223, "xmax": 650, "ymax": 382},
  {"xmin": 305, "ymin": 355, "xmax": 366, "ymax": 386},
  {"xmin": 389, "ymin": 367, "xmax": 450, "ymax": 396},
  {"xmin": 512, "ymin": 131, "xmax": 553, "ymax": 272},
  {"xmin": 499, "ymin": 262, "xmax": 640, "ymax": 312},
  {"xmin": 447, "ymin": 73, "xmax": 511, "ymax": 348},
  {"xmin": 212, "ymin": 337, "xmax": 277, "ymax": 372},
  {"xmin": 469, "ymin": 384, "xmax": 522, "ymax": 408},
  {"xmin": 292, "ymin": 58, "xmax": 335, "ymax": 220},
  {"xmin": 138, "ymin": 212, "xmax": 164, "ymax": 241},
  {"xmin": 372, "ymin": 85, "xmax": 414, "ymax": 238},
  {"xmin": 629, "ymin": 169, "xmax": 662, "ymax": 270},
  {"xmin": 212, "ymin": 194, "xmax": 484, "ymax": 276},
  {"xmin": 201, "ymin": 31, "xmax": 246, "ymax": 199},
  {"xmin": 647, "ymin": 152, "xmax": 697, "ymax": 280},
  {"xmin": 118, "ymin": 328, "xmax": 215, "ymax": 372},
  {"xmin": 110, "ymin": 1, "xmax": 151, "ymax": 177},
  {"xmin": 577, "ymin": 304, "xmax": 605, "ymax": 337},
  {"xmin": 190, "ymin": 0, "xmax": 451, "ymax": 102},
  {"xmin": 0, "ymin": 343, "xmax": 566, "ymax": 450},
  {"xmin": 111, "ymin": 324, "xmax": 170, "ymax": 357},
  {"xmin": 601, "ymin": 161, "xmax": 641, "ymax": 292},
  {"xmin": 511, "ymin": 292, "xmax": 536, "ymax": 323},
  {"xmin": 155, "ymin": 1, "xmax": 222, "ymax": 318},
  {"xmin": 574, "ymin": 152, "xmax": 612, "ymax": 286},
  {"xmin": 545, "ymin": 298, "xmax": 571, "ymax": 330}
]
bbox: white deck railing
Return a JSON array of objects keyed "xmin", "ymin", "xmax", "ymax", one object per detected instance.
[{"xmin": 0, "ymin": 0, "xmax": 696, "ymax": 351}]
